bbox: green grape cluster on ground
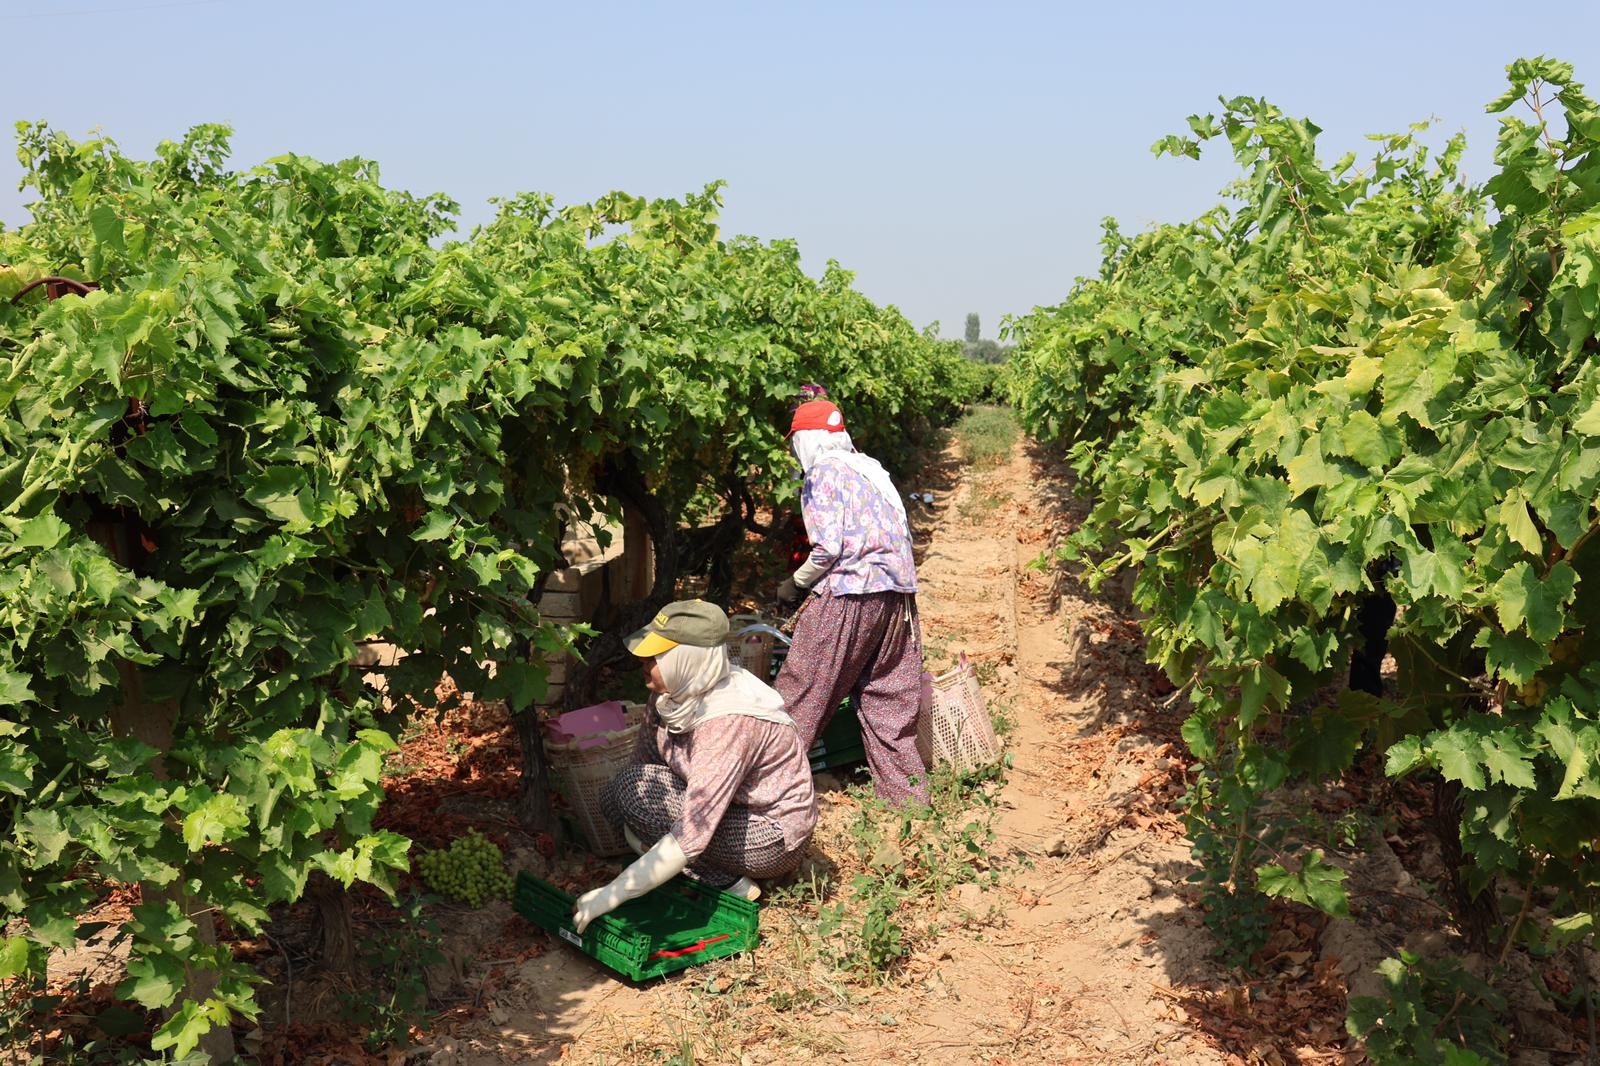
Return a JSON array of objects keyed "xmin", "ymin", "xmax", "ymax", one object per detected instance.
[{"xmin": 416, "ymin": 829, "xmax": 515, "ymax": 908}]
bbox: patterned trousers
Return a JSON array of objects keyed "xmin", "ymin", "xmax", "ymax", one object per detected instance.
[
  {"xmin": 600, "ymin": 764, "xmax": 805, "ymax": 888},
  {"xmin": 776, "ymin": 589, "xmax": 931, "ymax": 807}
]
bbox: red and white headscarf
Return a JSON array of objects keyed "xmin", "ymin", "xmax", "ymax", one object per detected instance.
[{"xmin": 792, "ymin": 427, "xmax": 907, "ymax": 522}]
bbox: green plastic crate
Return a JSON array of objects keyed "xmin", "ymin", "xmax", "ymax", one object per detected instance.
[
  {"xmin": 807, "ymin": 697, "xmax": 865, "ymax": 771},
  {"xmin": 809, "ymin": 741, "xmax": 866, "ymax": 772},
  {"xmin": 813, "ymin": 696, "xmax": 857, "ymax": 745},
  {"xmin": 513, "ymin": 871, "xmax": 759, "ymax": 981}
]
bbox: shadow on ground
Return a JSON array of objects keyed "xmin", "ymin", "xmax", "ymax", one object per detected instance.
[
  {"xmin": 1014, "ymin": 436, "xmax": 1369, "ymax": 1063},
  {"xmin": 1017, "ymin": 439, "xmax": 1180, "ymax": 737}
]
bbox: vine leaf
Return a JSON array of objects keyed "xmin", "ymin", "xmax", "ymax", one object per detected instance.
[
  {"xmin": 1430, "ymin": 728, "xmax": 1486, "ymax": 790},
  {"xmin": 1256, "ymin": 849, "xmax": 1350, "ymax": 918},
  {"xmin": 1499, "ymin": 491, "xmax": 1543, "ymax": 556},
  {"xmin": 1492, "ymin": 561, "xmax": 1576, "ymax": 643}
]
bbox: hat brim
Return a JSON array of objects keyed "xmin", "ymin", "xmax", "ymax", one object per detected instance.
[{"xmin": 626, "ymin": 631, "xmax": 679, "ymax": 658}]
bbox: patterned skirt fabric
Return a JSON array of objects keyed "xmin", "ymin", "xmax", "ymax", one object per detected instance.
[
  {"xmin": 776, "ymin": 589, "xmax": 931, "ymax": 808},
  {"xmin": 600, "ymin": 763, "xmax": 804, "ymax": 887}
]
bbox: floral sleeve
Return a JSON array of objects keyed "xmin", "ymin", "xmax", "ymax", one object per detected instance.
[{"xmin": 800, "ymin": 464, "xmax": 844, "ymax": 571}]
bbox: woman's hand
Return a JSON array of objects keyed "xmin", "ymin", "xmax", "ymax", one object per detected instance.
[
  {"xmin": 570, "ymin": 834, "xmax": 690, "ymax": 933},
  {"xmin": 775, "ymin": 577, "xmax": 803, "ymax": 609},
  {"xmin": 573, "ymin": 884, "xmax": 624, "ymax": 934}
]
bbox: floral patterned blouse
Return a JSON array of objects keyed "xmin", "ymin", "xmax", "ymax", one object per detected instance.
[{"xmin": 800, "ymin": 458, "xmax": 917, "ymax": 595}]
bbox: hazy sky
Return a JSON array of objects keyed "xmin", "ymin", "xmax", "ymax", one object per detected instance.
[{"xmin": 2, "ymin": 0, "xmax": 1597, "ymax": 338}]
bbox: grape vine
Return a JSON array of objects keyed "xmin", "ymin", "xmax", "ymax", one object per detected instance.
[
  {"xmin": 0, "ymin": 123, "xmax": 983, "ymax": 1056},
  {"xmin": 1011, "ymin": 57, "xmax": 1600, "ymax": 1060}
]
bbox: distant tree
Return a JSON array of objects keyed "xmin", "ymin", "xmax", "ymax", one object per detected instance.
[
  {"xmin": 957, "ymin": 312, "xmax": 1013, "ymax": 363},
  {"xmin": 966, "ymin": 339, "xmax": 1011, "ymax": 364}
]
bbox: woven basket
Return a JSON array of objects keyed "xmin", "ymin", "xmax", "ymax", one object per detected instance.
[
  {"xmin": 916, "ymin": 654, "xmax": 1001, "ymax": 773},
  {"xmin": 725, "ymin": 615, "xmax": 776, "ymax": 680},
  {"xmin": 544, "ymin": 702, "xmax": 647, "ymax": 856}
]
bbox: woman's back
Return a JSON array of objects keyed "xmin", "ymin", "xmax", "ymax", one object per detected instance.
[{"xmin": 650, "ymin": 713, "xmax": 818, "ymax": 859}]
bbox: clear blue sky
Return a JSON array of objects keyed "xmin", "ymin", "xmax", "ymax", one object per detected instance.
[{"xmin": 2, "ymin": 0, "xmax": 1596, "ymax": 338}]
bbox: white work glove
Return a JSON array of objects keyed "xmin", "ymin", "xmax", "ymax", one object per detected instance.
[
  {"xmin": 792, "ymin": 557, "xmax": 828, "ymax": 590},
  {"xmin": 572, "ymin": 832, "xmax": 689, "ymax": 934}
]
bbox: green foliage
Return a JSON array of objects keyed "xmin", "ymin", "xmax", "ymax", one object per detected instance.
[
  {"xmin": 1347, "ymin": 950, "xmax": 1508, "ymax": 1065},
  {"xmin": 342, "ymin": 893, "xmax": 443, "ymax": 1052},
  {"xmin": 0, "ymin": 123, "xmax": 984, "ymax": 1043},
  {"xmin": 953, "ymin": 406, "xmax": 1019, "ymax": 467},
  {"xmin": 1011, "ymin": 56, "xmax": 1600, "ymax": 1056},
  {"xmin": 415, "ymin": 828, "xmax": 513, "ymax": 907},
  {"xmin": 1256, "ymin": 849, "xmax": 1349, "ymax": 918},
  {"xmin": 1180, "ymin": 755, "xmax": 1274, "ymax": 967}
]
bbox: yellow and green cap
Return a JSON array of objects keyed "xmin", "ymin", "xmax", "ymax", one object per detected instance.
[{"xmin": 625, "ymin": 599, "xmax": 730, "ymax": 658}]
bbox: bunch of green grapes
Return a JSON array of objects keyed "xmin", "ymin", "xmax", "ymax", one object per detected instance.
[{"xmin": 416, "ymin": 828, "xmax": 515, "ymax": 907}]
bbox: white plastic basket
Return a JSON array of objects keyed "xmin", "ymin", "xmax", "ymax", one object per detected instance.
[
  {"xmin": 543, "ymin": 702, "xmax": 647, "ymax": 856},
  {"xmin": 726, "ymin": 614, "xmax": 779, "ymax": 680},
  {"xmin": 916, "ymin": 653, "xmax": 1001, "ymax": 773},
  {"xmin": 728, "ymin": 617, "xmax": 791, "ymax": 683}
]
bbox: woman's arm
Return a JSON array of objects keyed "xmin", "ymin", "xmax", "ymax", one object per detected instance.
[
  {"xmin": 795, "ymin": 466, "xmax": 844, "ymax": 587},
  {"xmin": 573, "ymin": 832, "xmax": 688, "ymax": 932}
]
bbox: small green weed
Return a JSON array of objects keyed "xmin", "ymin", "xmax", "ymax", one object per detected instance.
[
  {"xmin": 1317, "ymin": 809, "xmax": 1363, "ymax": 852},
  {"xmin": 342, "ymin": 893, "xmax": 443, "ymax": 1051},
  {"xmin": 989, "ymin": 698, "xmax": 1017, "ymax": 739},
  {"xmin": 1347, "ymin": 950, "xmax": 1507, "ymax": 1064},
  {"xmin": 831, "ymin": 761, "xmax": 1006, "ymax": 983},
  {"xmin": 383, "ymin": 716, "xmax": 432, "ymax": 778},
  {"xmin": 660, "ymin": 1037, "xmax": 697, "ymax": 1065},
  {"xmin": 958, "ymin": 482, "xmax": 1009, "ymax": 522},
  {"xmin": 756, "ymin": 755, "xmax": 1009, "ymax": 988},
  {"xmin": 856, "ymin": 892, "xmax": 907, "ymax": 980},
  {"xmin": 622, "ymin": 754, "xmax": 1011, "ymax": 1062}
]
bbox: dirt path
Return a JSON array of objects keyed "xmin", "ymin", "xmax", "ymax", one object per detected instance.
[
  {"xmin": 440, "ymin": 435, "xmax": 1229, "ymax": 1065},
  {"xmin": 887, "ymin": 437, "xmax": 1224, "ymax": 1064}
]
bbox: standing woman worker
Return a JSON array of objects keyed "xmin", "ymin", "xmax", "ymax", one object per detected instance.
[
  {"xmin": 775, "ymin": 399, "xmax": 929, "ymax": 808},
  {"xmin": 575, "ymin": 600, "xmax": 818, "ymax": 933}
]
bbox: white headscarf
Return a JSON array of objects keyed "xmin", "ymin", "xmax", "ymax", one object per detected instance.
[
  {"xmin": 791, "ymin": 428, "xmax": 907, "ymax": 521},
  {"xmin": 653, "ymin": 643, "xmax": 795, "ymax": 734}
]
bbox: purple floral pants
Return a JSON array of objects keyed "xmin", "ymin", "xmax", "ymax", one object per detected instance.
[{"xmin": 776, "ymin": 590, "xmax": 930, "ymax": 807}]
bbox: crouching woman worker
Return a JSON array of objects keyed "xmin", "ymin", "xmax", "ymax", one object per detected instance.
[{"xmin": 573, "ymin": 600, "xmax": 818, "ymax": 934}]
